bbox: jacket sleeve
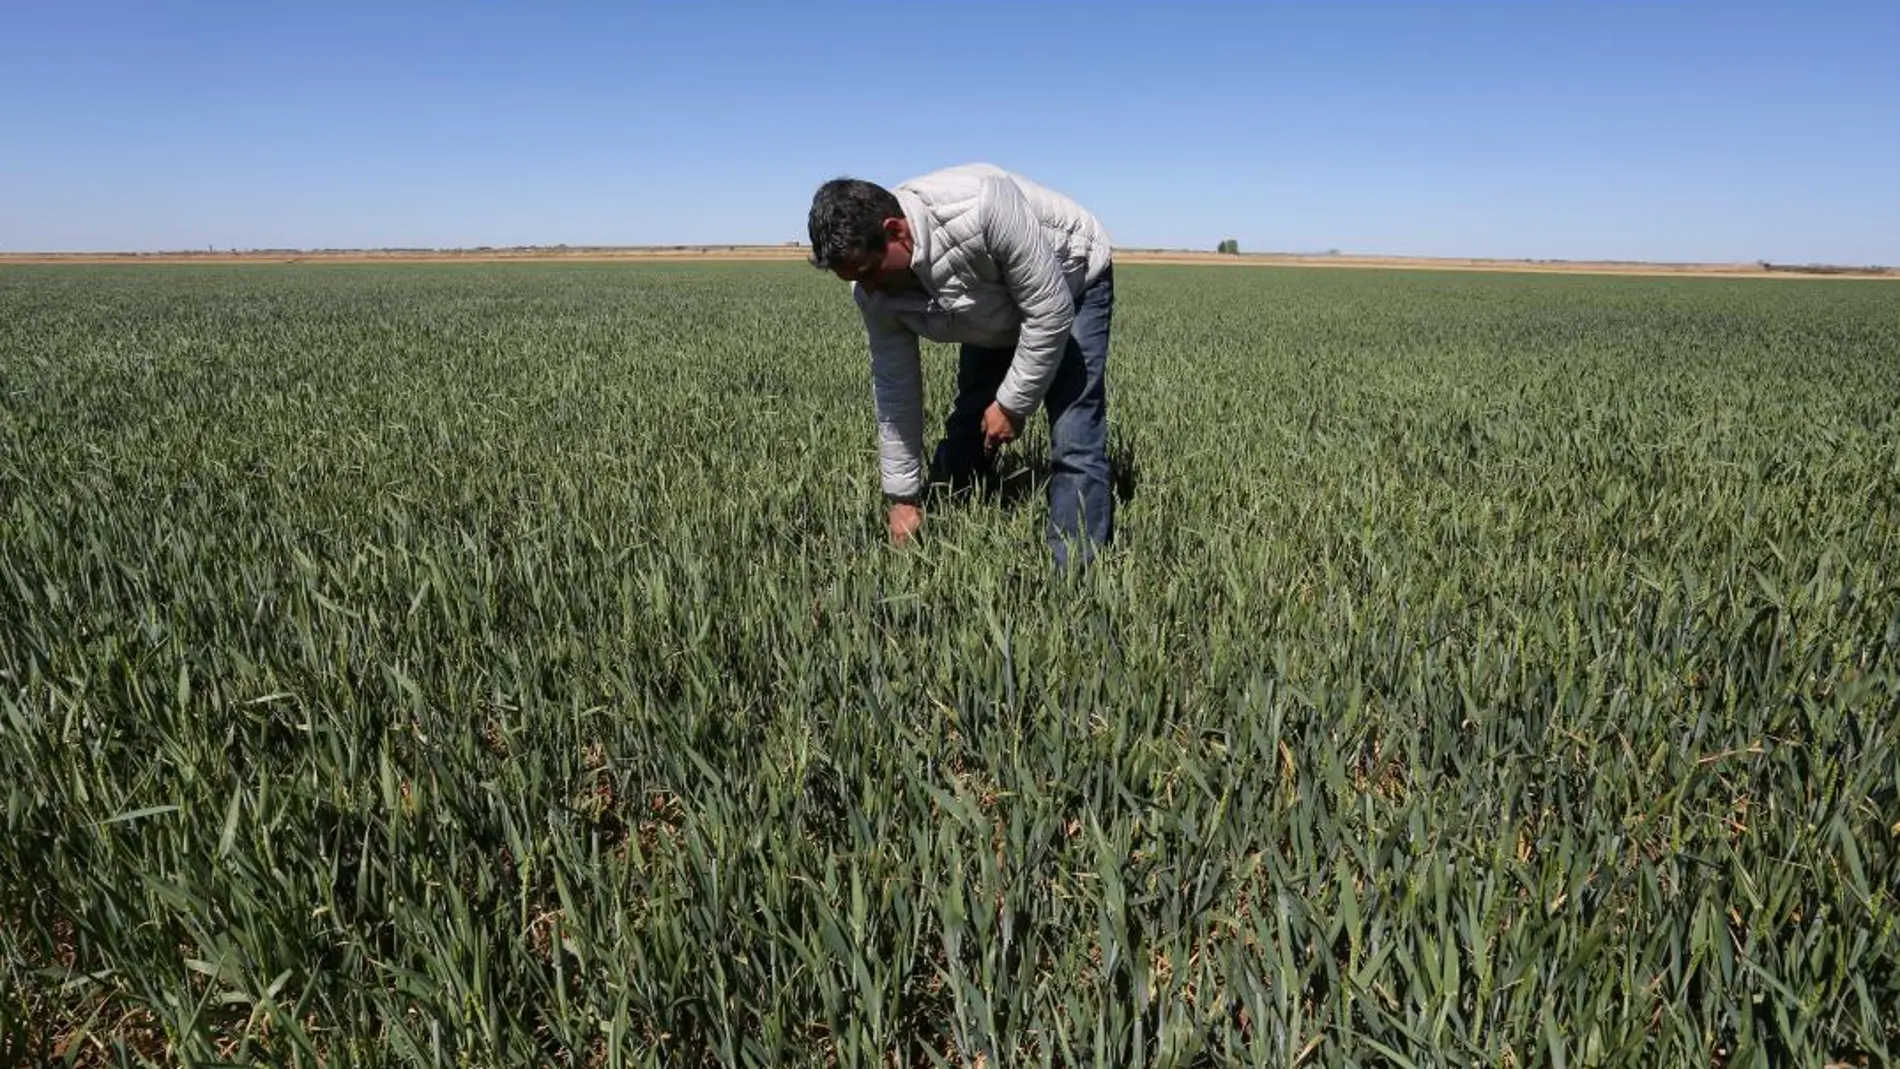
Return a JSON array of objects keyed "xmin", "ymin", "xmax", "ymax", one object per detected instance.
[
  {"xmin": 858, "ymin": 290, "xmax": 927, "ymax": 501},
  {"xmin": 982, "ymin": 176, "xmax": 1075, "ymax": 419}
]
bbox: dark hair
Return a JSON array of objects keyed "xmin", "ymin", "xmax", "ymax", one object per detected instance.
[{"xmin": 807, "ymin": 177, "xmax": 901, "ymax": 270}]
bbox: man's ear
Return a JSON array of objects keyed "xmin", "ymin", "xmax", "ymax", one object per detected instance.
[{"xmin": 884, "ymin": 217, "xmax": 910, "ymax": 245}]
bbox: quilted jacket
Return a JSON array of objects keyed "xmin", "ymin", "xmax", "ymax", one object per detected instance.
[{"xmin": 852, "ymin": 163, "xmax": 1113, "ymax": 501}]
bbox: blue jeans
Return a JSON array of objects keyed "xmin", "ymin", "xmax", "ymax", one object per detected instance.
[{"xmin": 929, "ymin": 266, "xmax": 1115, "ymax": 568}]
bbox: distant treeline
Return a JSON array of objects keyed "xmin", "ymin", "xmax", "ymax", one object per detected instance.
[{"xmin": 1760, "ymin": 261, "xmax": 1897, "ymax": 276}]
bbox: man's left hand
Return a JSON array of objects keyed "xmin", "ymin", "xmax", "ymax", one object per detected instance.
[{"xmin": 981, "ymin": 402, "xmax": 1023, "ymax": 456}]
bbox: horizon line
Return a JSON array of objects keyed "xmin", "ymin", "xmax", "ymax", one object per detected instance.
[{"xmin": 1, "ymin": 242, "xmax": 1894, "ymax": 273}]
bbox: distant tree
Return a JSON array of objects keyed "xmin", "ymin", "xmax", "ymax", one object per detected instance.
[{"xmin": 1217, "ymin": 239, "xmax": 1240, "ymax": 255}]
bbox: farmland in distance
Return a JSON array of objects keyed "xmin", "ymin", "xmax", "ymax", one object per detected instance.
[{"xmin": 2, "ymin": 262, "xmax": 1896, "ymax": 1066}]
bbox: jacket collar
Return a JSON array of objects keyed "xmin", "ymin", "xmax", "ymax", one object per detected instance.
[{"xmin": 896, "ymin": 188, "xmax": 935, "ymax": 293}]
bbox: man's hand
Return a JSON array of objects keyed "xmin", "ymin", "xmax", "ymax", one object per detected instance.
[
  {"xmin": 888, "ymin": 502, "xmax": 923, "ymax": 545},
  {"xmin": 981, "ymin": 402, "xmax": 1023, "ymax": 457}
]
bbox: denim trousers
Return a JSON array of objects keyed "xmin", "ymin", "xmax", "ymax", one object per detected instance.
[{"xmin": 929, "ymin": 266, "xmax": 1115, "ymax": 568}]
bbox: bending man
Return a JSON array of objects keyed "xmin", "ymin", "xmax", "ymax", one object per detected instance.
[{"xmin": 806, "ymin": 162, "xmax": 1116, "ymax": 569}]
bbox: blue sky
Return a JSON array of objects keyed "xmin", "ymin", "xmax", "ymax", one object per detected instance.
[{"xmin": 4, "ymin": 0, "xmax": 1896, "ymax": 263}]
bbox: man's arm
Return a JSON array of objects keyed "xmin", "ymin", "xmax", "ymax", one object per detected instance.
[
  {"xmin": 983, "ymin": 176, "xmax": 1076, "ymax": 421},
  {"xmin": 859, "ymin": 292, "xmax": 927, "ymax": 504}
]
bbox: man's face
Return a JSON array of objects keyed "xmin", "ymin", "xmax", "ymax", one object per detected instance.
[{"xmin": 831, "ymin": 218, "xmax": 919, "ymax": 295}]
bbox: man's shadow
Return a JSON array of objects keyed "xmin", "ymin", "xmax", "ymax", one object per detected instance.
[{"xmin": 927, "ymin": 432, "xmax": 1141, "ymax": 514}]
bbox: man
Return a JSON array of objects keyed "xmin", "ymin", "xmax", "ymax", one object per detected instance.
[{"xmin": 806, "ymin": 162, "xmax": 1116, "ymax": 569}]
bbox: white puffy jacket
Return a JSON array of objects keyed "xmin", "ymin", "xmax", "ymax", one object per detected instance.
[{"xmin": 852, "ymin": 163, "xmax": 1113, "ymax": 501}]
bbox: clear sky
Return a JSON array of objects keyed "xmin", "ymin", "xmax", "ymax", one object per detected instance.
[{"xmin": 4, "ymin": 0, "xmax": 1896, "ymax": 263}]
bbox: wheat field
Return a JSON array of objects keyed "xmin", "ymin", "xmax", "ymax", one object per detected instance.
[{"xmin": 2, "ymin": 262, "xmax": 1896, "ymax": 1067}]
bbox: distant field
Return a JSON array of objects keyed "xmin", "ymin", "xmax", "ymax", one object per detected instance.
[
  {"xmin": 2, "ymin": 263, "xmax": 1896, "ymax": 1066},
  {"xmin": 4, "ymin": 246, "xmax": 1895, "ymax": 278}
]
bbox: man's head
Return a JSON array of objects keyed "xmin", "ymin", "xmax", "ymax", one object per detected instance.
[{"xmin": 807, "ymin": 177, "xmax": 919, "ymax": 295}]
